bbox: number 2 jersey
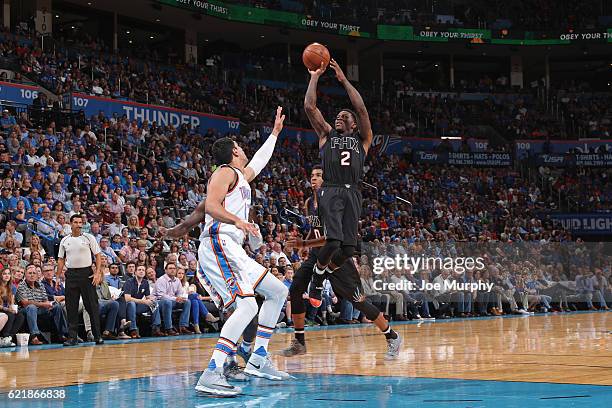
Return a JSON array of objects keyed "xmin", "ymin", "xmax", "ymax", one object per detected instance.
[{"xmin": 320, "ymin": 129, "xmax": 366, "ymax": 186}]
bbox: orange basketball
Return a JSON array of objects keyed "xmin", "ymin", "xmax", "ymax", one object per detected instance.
[{"xmin": 302, "ymin": 43, "xmax": 330, "ymax": 71}]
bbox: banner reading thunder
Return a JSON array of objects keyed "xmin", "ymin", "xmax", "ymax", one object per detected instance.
[{"xmin": 70, "ymin": 93, "xmax": 240, "ymax": 134}]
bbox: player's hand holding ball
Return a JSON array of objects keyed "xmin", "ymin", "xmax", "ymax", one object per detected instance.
[{"xmin": 303, "ymin": 42, "xmax": 330, "ymax": 78}]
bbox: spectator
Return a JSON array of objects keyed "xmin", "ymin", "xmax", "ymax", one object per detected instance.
[
  {"xmin": 176, "ymin": 267, "xmax": 217, "ymax": 334},
  {"xmin": 16, "ymin": 264, "xmax": 69, "ymax": 344},
  {"xmin": 0, "ymin": 268, "xmax": 24, "ymax": 346},
  {"xmin": 124, "ymin": 265, "xmax": 162, "ymax": 338},
  {"xmin": 153, "ymin": 263, "xmax": 191, "ymax": 335},
  {"xmin": 0, "ymin": 221, "xmax": 23, "ymax": 246},
  {"xmin": 105, "ymin": 263, "xmax": 122, "ymax": 289}
]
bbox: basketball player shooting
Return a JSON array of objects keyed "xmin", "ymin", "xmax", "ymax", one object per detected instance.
[
  {"xmin": 190, "ymin": 107, "xmax": 291, "ymax": 397},
  {"xmin": 304, "ymin": 59, "xmax": 373, "ymax": 307},
  {"xmin": 280, "ymin": 166, "xmax": 401, "ymax": 360}
]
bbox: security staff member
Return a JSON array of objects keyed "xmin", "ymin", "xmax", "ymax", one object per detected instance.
[{"xmin": 57, "ymin": 214, "xmax": 104, "ymax": 346}]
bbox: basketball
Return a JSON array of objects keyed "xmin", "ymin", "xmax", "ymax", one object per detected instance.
[{"xmin": 302, "ymin": 42, "xmax": 330, "ymax": 71}]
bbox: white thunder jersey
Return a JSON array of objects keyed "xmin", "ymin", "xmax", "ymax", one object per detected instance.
[
  {"xmin": 201, "ymin": 165, "xmax": 251, "ymax": 244},
  {"xmin": 198, "ymin": 164, "xmax": 266, "ymax": 308}
]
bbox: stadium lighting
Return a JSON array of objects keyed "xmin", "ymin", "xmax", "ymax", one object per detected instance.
[
  {"xmin": 126, "ymin": 31, "xmax": 130, "ymax": 34},
  {"xmin": 55, "ymin": 14, "xmax": 59, "ymax": 18},
  {"xmin": 156, "ymin": 19, "xmax": 160, "ymax": 22},
  {"xmin": 150, "ymin": 36, "xmax": 154, "ymax": 39}
]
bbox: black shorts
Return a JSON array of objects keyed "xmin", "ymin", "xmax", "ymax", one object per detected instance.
[
  {"xmin": 319, "ymin": 185, "xmax": 362, "ymax": 247},
  {"xmin": 291, "ymin": 249, "xmax": 363, "ymax": 303}
]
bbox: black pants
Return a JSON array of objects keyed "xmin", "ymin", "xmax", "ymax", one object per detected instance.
[
  {"xmin": 290, "ymin": 250, "xmax": 380, "ymax": 321},
  {"xmin": 319, "ymin": 185, "xmax": 362, "ymax": 246},
  {"xmin": 65, "ymin": 267, "xmax": 101, "ymax": 339},
  {"xmin": 1, "ymin": 311, "xmax": 25, "ymax": 338}
]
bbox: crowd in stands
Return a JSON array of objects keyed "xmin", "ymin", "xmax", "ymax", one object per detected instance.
[
  {"xmin": 0, "ymin": 18, "xmax": 610, "ymax": 346},
  {"xmin": 228, "ymin": 0, "xmax": 605, "ymax": 31},
  {"xmin": 2, "ymin": 25, "xmax": 610, "ymax": 140},
  {"xmin": 0, "ymin": 92, "xmax": 610, "ymax": 346}
]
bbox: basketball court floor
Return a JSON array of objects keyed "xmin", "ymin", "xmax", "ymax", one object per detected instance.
[{"xmin": 1, "ymin": 311, "xmax": 610, "ymax": 407}]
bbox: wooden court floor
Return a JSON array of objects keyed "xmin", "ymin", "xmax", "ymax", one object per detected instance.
[{"xmin": 0, "ymin": 312, "xmax": 610, "ymax": 392}]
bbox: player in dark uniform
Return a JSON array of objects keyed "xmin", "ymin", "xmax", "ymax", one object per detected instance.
[
  {"xmin": 280, "ymin": 166, "xmax": 401, "ymax": 360},
  {"xmin": 304, "ymin": 58, "xmax": 373, "ymax": 307}
]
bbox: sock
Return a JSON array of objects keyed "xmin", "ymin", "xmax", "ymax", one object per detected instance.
[
  {"xmin": 209, "ymin": 337, "xmax": 237, "ymax": 370},
  {"xmin": 253, "ymin": 324, "xmax": 274, "ymax": 353},
  {"xmin": 382, "ymin": 325, "xmax": 398, "ymax": 340},
  {"xmin": 294, "ymin": 329, "xmax": 305, "ymax": 346}
]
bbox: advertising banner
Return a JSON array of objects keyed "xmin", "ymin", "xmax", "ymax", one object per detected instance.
[
  {"xmin": 0, "ymin": 81, "xmax": 40, "ymax": 105},
  {"xmin": 70, "ymin": 93, "xmax": 240, "ymax": 134}
]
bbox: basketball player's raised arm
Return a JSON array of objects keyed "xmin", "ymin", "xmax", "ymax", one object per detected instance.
[
  {"xmin": 244, "ymin": 106, "xmax": 285, "ymax": 183},
  {"xmin": 304, "ymin": 62, "xmax": 332, "ymax": 147},
  {"xmin": 329, "ymin": 59, "xmax": 374, "ymax": 154},
  {"xmin": 160, "ymin": 199, "xmax": 207, "ymax": 239}
]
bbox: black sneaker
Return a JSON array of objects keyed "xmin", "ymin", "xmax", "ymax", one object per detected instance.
[{"xmin": 63, "ymin": 338, "xmax": 79, "ymax": 347}]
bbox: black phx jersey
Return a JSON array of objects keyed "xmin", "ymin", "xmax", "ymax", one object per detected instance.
[
  {"xmin": 320, "ymin": 129, "xmax": 366, "ymax": 186},
  {"xmin": 318, "ymin": 129, "xmax": 365, "ymax": 246}
]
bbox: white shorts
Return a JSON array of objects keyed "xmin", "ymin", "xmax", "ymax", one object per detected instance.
[{"xmin": 198, "ymin": 233, "xmax": 267, "ymax": 309}]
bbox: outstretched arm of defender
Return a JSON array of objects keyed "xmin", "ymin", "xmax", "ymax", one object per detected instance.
[
  {"xmin": 206, "ymin": 168, "xmax": 258, "ymax": 236},
  {"xmin": 244, "ymin": 106, "xmax": 285, "ymax": 183},
  {"xmin": 304, "ymin": 62, "xmax": 332, "ymax": 147},
  {"xmin": 329, "ymin": 59, "xmax": 373, "ymax": 154},
  {"xmin": 286, "ymin": 236, "xmax": 327, "ymax": 250},
  {"xmin": 159, "ymin": 199, "xmax": 206, "ymax": 239}
]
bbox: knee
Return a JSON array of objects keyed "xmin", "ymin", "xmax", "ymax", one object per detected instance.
[
  {"xmin": 183, "ymin": 299, "xmax": 191, "ymax": 308},
  {"xmin": 25, "ymin": 304, "xmax": 38, "ymax": 313},
  {"xmin": 188, "ymin": 293, "xmax": 198, "ymax": 301},
  {"xmin": 126, "ymin": 301, "xmax": 135, "ymax": 311},
  {"xmin": 238, "ymin": 296, "xmax": 259, "ymax": 319}
]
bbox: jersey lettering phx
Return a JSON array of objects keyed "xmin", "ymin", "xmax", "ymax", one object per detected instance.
[{"xmin": 330, "ymin": 136, "xmax": 361, "ymax": 153}]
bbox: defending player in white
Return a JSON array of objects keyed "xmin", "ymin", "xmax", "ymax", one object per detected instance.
[{"xmin": 195, "ymin": 107, "xmax": 289, "ymax": 396}]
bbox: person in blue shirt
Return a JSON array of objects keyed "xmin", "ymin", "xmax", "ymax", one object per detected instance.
[
  {"xmin": 123, "ymin": 265, "xmax": 161, "ymax": 338},
  {"xmin": 105, "ymin": 264, "xmax": 123, "ymax": 289},
  {"xmin": 0, "ymin": 110, "xmax": 17, "ymax": 130},
  {"xmin": 41, "ymin": 265, "xmax": 65, "ymax": 302}
]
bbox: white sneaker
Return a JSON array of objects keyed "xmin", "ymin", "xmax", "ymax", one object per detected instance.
[
  {"xmin": 244, "ymin": 353, "xmax": 291, "ymax": 380},
  {"xmin": 195, "ymin": 367, "xmax": 242, "ymax": 396},
  {"xmin": 0, "ymin": 337, "xmax": 15, "ymax": 347},
  {"xmin": 518, "ymin": 309, "xmax": 530, "ymax": 315}
]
